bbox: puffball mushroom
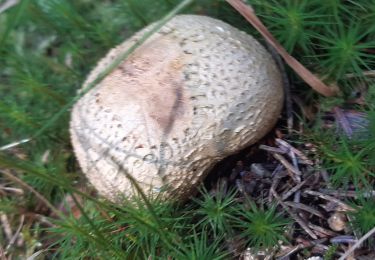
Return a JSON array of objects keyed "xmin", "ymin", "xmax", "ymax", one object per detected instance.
[{"xmin": 70, "ymin": 15, "xmax": 284, "ymax": 202}]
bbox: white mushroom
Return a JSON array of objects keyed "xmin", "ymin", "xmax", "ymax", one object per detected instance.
[{"xmin": 70, "ymin": 15, "xmax": 284, "ymax": 202}]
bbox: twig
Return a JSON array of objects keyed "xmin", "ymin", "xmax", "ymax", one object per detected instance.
[
  {"xmin": 275, "ymin": 139, "xmax": 313, "ymax": 165},
  {"xmin": 0, "ymin": 214, "xmax": 12, "ymax": 241},
  {"xmin": 276, "ymin": 238, "xmax": 328, "ymax": 259},
  {"xmin": 272, "ymin": 153, "xmax": 301, "ymax": 182},
  {"xmin": 303, "ymin": 190, "xmax": 354, "ymax": 212},
  {"xmin": 284, "ymin": 201, "xmax": 325, "ymax": 219},
  {"xmin": 338, "ymin": 226, "xmax": 375, "ymax": 260},
  {"xmin": 0, "ymin": 242, "xmax": 7, "ymax": 260},
  {"xmin": 0, "ymin": 185, "xmax": 24, "ymax": 195},
  {"xmin": 1, "ymin": 170, "xmax": 60, "ymax": 216},
  {"xmin": 268, "ymin": 164, "xmax": 285, "ymax": 203},
  {"xmin": 288, "ymin": 150, "xmax": 299, "ymax": 173},
  {"xmin": 287, "ymin": 148, "xmax": 302, "ymax": 202},
  {"xmin": 271, "ymin": 163, "xmax": 285, "ymax": 178},
  {"xmin": 269, "ymin": 175, "xmax": 281, "ymax": 203},
  {"xmin": 282, "ymin": 178, "xmax": 309, "ymax": 201},
  {"xmin": 293, "ymin": 189, "xmax": 301, "ymax": 204},
  {"xmin": 26, "ymin": 250, "xmax": 47, "ymax": 260},
  {"xmin": 296, "ymin": 237, "xmax": 328, "ymax": 248},
  {"xmin": 276, "ymin": 244, "xmax": 303, "ymax": 260},
  {"xmin": 308, "ymin": 223, "xmax": 338, "ymax": 237},
  {"xmin": 271, "ymin": 188, "xmax": 317, "ymax": 239},
  {"xmin": 345, "ymin": 70, "xmax": 375, "ymax": 78},
  {"xmin": 225, "ymin": 0, "xmax": 338, "ymax": 97},
  {"xmin": 5, "ymin": 215, "xmax": 24, "ymax": 253},
  {"xmin": 319, "ymin": 189, "xmax": 375, "ymax": 198},
  {"xmin": 259, "ymin": 145, "xmax": 287, "ymax": 154}
]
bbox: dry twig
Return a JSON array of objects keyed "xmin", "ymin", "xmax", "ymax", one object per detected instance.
[
  {"xmin": 275, "ymin": 139, "xmax": 313, "ymax": 165},
  {"xmin": 284, "ymin": 201, "xmax": 324, "ymax": 219},
  {"xmin": 282, "ymin": 179, "xmax": 309, "ymax": 201},
  {"xmin": 272, "ymin": 153, "xmax": 301, "ymax": 182},
  {"xmin": 0, "ymin": 214, "xmax": 12, "ymax": 242},
  {"xmin": 0, "ymin": 185, "xmax": 24, "ymax": 195},
  {"xmin": 259, "ymin": 145, "xmax": 287, "ymax": 154},
  {"xmin": 319, "ymin": 189, "xmax": 375, "ymax": 198},
  {"xmin": 345, "ymin": 70, "xmax": 375, "ymax": 78},
  {"xmin": 303, "ymin": 190, "xmax": 354, "ymax": 212},
  {"xmin": 271, "ymin": 188, "xmax": 317, "ymax": 239},
  {"xmin": 338, "ymin": 227, "xmax": 375, "ymax": 260},
  {"xmin": 5, "ymin": 215, "xmax": 24, "ymax": 254},
  {"xmin": 0, "ymin": 243, "xmax": 7, "ymax": 260},
  {"xmin": 308, "ymin": 223, "xmax": 338, "ymax": 237},
  {"xmin": 1, "ymin": 170, "xmax": 60, "ymax": 216}
]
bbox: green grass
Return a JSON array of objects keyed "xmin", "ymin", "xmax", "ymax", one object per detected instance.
[
  {"xmin": 234, "ymin": 202, "xmax": 290, "ymax": 250},
  {"xmin": 349, "ymin": 198, "xmax": 375, "ymax": 238},
  {"xmin": 192, "ymin": 187, "xmax": 238, "ymax": 236},
  {"xmin": 322, "ymin": 137, "xmax": 375, "ymax": 189},
  {"xmin": 0, "ymin": 0, "xmax": 374, "ymax": 258}
]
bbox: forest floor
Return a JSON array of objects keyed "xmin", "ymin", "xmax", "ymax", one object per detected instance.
[{"xmin": 0, "ymin": 0, "xmax": 374, "ymax": 259}]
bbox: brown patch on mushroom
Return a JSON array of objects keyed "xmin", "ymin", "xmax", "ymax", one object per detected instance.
[{"xmin": 98, "ymin": 35, "xmax": 192, "ymax": 137}]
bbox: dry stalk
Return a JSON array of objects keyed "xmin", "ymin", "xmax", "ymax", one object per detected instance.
[{"xmin": 272, "ymin": 153, "xmax": 301, "ymax": 182}]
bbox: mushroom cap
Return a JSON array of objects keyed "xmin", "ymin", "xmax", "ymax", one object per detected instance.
[{"xmin": 70, "ymin": 15, "xmax": 284, "ymax": 202}]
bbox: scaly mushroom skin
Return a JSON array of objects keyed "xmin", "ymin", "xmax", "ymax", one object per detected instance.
[{"xmin": 70, "ymin": 15, "xmax": 284, "ymax": 202}]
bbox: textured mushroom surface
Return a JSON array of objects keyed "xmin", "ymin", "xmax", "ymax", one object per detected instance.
[{"xmin": 70, "ymin": 15, "xmax": 284, "ymax": 202}]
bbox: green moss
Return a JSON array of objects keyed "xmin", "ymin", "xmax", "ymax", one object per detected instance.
[{"xmin": 0, "ymin": 0, "xmax": 374, "ymax": 258}]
